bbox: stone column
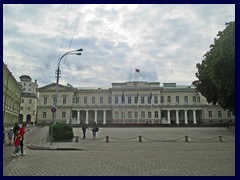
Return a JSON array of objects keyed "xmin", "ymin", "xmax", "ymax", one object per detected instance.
[
  {"xmin": 176, "ymin": 110, "xmax": 179, "ymax": 124},
  {"xmin": 167, "ymin": 110, "xmax": 171, "ymax": 124},
  {"xmin": 193, "ymin": 110, "xmax": 197, "ymax": 124},
  {"xmin": 103, "ymin": 110, "xmax": 106, "ymax": 125},
  {"xmin": 184, "ymin": 110, "xmax": 188, "ymax": 124},
  {"xmin": 94, "ymin": 110, "xmax": 97, "ymax": 124},
  {"xmin": 86, "ymin": 110, "xmax": 89, "ymax": 124},
  {"xmin": 77, "ymin": 110, "xmax": 80, "ymax": 124}
]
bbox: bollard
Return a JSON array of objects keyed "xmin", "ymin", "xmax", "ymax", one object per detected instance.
[
  {"xmin": 185, "ymin": 135, "xmax": 188, "ymax": 142},
  {"xmin": 106, "ymin": 136, "xmax": 109, "ymax": 143},
  {"xmin": 219, "ymin": 135, "xmax": 222, "ymax": 142},
  {"xmin": 139, "ymin": 135, "xmax": 142, "ymax": 143},
  {"xmin": 75, "ymin": 136, "xmax": 79, "ymax": 142}
]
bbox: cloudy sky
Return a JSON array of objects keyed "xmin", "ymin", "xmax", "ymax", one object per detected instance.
[{"xmin": 3, "ymin": 4, "xmax": 235, "ymax": 88}]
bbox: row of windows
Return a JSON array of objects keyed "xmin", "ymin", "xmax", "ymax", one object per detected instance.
[
  {"xmin": 42, "ymin": 111, "xmax": 66, "ymax": 118},
  {"xmin": 21, "ymin": 99, "xmax": 32, "ymax": 104},
  {"xmin": 208, "ymin": 111, "xmax": 232, "ymax": 118},
  {"xmin": 42, "ymin": 95, "xmax": 200, "ymax": 105},
  {"xmin": 115, "ymin": 111, "xmax": 159, "ymax": 119}
]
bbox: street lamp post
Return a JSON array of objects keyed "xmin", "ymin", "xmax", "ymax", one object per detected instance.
[{"xmin": 50, "ymin": 48, "xmax": 83, "ymax": 145}]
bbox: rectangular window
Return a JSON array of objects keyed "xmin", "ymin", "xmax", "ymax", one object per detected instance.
[
  {"xmin": 135, "ymin": 111, "xmax": 138, "ymax": 118},
  {"xmin": 108, "ymin": 97, "xmax": 111, "ymax": 104},
  {"xmin": 141, "ymin": 111, "xmax": 145, "ymax": 118},
  {"xmin": 21, "ymin": 99, "xmax": 24, "ymax": 103},
  {"xmin": 76, "ymin": 97, "xmax": 79, "ymax": 104},
  {"xmin": 62, "ymin": 112, "xmax": 66, "ymax": 118},
  {"xmin": 154, "ymin": 96, "xmax": 158, "ymax": 104},
  {"xmin": 63, "ymin": 97, "xmax": 66, "ymax": 105},
  {"xmin": 43, "ymin": 98, "xmax": 47, "ymax": 105},
  {"xmin": 154, "ymin": 111, "xmax": 158, "ymax": 118},
  {"xmin": 208, "ymin": 111, "xmax": 212, "ymax": 118},
  {"xmin": 141, "ymin": 97, "xmax": 145, "ymax": 104},
  {"xmin": 29, "ymin": 99, "xmax": 32, "ymax": 104},
  {"xmin": 115, "ymin": 97, "xmax": 119, "ymax": 104},
  {"xmin": 148, "ymin": 111, "xmax": 151, "ymax": 118},
  {"xmin": 43, "ymin": 112, "xmax": 47, "ymax": 118},
  {"xmin": 148, "ymin": 97, "xmax": 151, "ymax": 104},
  {"xmin": 134, "ymin": 97, "xmax": 138, "ymax": 104},
  {"xmin": 84, "ymin": 97, "xmax": 87, "ymax": 104},
  {"xmin": 21, "ymin": 106, "xmax": 23, "ymax": 111},
  {"xmin": 218, "ymin": 111, "xmax": 222, "ymax": 118},
  {"xmin": 100, "ymin": 97, "xmax": 103, "ymax": 104},
  {"xmin": 92, "ymin": 97, "xmax": 95, "ymax": 104},
  {"xmin": 128, "ymin": 97, "xmax": 131, "ymax": 104},
  {"xmin": 73, "ymin": 98, "xmax": 75, "ymax": 104},
  {"xmin": 128, "ymin": 111, "xmax": 132, "ymax": 118}
]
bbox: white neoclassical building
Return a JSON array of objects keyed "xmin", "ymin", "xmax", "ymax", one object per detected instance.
[{"xmin": 36, "ymin": 81, "xmax": 234, "ymax": 126}]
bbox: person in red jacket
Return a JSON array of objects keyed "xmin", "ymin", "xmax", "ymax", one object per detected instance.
[
  {"xmin": 19, "ymin": 123, "xmax": 29, "ymax": 156},
  {"xmin": 12, "ymin": 133, "xmax": 22, "ymax": 157}
]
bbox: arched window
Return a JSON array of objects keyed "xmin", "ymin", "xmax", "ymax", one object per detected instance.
[
  {"xmin": 76, "ymin": 97, "xmax": 79, "ymax": 104},
  {"xmin": 100, "ymin": 97, "xmax": 103, "ymax": 104},
  {"xmin": 176, "ymin": 96, "xmax": 179, "ymax": 103},
  {"xmin": 193, "ymin": 96, "xmax": 196, "ymax": 103},
  {"xmin": 161, "ymin": 96, "xmax": 164, "ymax": 103},
  {"xmin": 84, "ymin": 97, "xmax": 87, "ymax": 104},
  {"xmin": 167, "ymin": 96, "xmax": 171, "ymax": 103}
]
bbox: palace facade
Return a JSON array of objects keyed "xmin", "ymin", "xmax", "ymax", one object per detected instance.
[{"xmin": 36, "ymin": 81, "xmax": 234, "ymax": 126}]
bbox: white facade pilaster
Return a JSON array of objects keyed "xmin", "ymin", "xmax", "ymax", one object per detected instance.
[
  {"xmin": 167, "ymin": 110, "xmax": 171, "ymax": 124},
  {"xmin": 184, "ymin": 110, "xmax": 188, "ymax": 124},
  {"xmin": 86, "ymin": 110, "xmax": 89, "ymax": 124},
  {"xmin": 193, "ymin": 110, "xmax": 197, "ymax": 124},
  {"xmin": 103, "ymin": 110, "xmax": 106, "ymax": 124},
  {"xmin": 176, "ymin": 110, "xmax": 179, "ymax": 124},
  {"xmin": 94, "ymin": 110, "xmax": 97, "ymax": 123},
  {"xmin": 77, "ymin": 110, "xmax": 80, "ymax": 124}
]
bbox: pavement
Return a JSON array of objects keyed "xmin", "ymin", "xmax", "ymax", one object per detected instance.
[{"xmin": 3, "ymin": 125, "xmax": 235, "ymax": 176}]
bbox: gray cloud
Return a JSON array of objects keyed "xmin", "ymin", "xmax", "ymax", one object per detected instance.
[{"xmin": 3, "ymin": 4, "xmax": 235, "ymax": 88}]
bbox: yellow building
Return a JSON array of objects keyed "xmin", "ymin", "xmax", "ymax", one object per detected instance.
[{"xmin": 3, "ymin": 63, "xmax": 22, "ymax": 126}]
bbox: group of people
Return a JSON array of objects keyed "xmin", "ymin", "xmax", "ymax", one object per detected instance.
[
  {"xmin": 81, "ymin": 121, "xmax": 99, "ymax": 139},
  {"xmin": 9, "ymin": 123, "xmax": 30, "ymax": 157}
]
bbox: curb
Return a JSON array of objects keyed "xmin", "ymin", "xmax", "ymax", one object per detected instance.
[{"xmin": 27, "ymin": 144, "xmax": 84, "ymax": 151}]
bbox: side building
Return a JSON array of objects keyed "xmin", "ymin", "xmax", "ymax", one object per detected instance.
[
  {"xmin": 36, "ymin": 81, "xmax": 234, "ymax": 126},
  {"xmin": 3, "ymin": 63, "xmax": 22, "ymax": 126},
  {"xmin": 18, "ymin": 75, "xmax": 38, "ymax": 124}
]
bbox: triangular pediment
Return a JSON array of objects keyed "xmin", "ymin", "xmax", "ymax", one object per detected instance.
[{"xmin": 37, "ymin": 83, "xmax": 72, "ymax": 92}]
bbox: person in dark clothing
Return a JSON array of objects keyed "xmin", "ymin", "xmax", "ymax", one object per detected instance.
[
  {"xmin": 81, "ymin": 122, "xmax": 88, "ymax": 139},
  {"xmin": 13, "ymin": 123, "xmax": 20, "ymax": 143},
  {"xmin": 91, "ymin": 122, "xmax": 99, "ymax": 138}
]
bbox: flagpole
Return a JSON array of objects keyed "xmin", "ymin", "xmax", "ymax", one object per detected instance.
[{"xmin": 151, "ymin": 86, "xmax": 153, "ymax": 125}]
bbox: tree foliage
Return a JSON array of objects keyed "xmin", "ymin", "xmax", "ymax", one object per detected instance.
[{"xmin": 193, "ymin": 21, "xmax": 235, "ymax": 114}]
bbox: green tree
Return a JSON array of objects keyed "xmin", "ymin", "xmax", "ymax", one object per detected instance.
[{"xmin": 193, "ymin": 21, "xmax": 235, "ymax": 115}]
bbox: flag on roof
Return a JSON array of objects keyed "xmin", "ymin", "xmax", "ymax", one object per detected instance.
[{"xmin": 135, "ymin": 68, "xmax": 140, "ymax": 73}]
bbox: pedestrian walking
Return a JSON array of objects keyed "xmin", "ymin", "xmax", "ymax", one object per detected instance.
[
  {"xmin": 91, "ymin": 122, "xmax": 99, "ymax": 138},
  {"xmin": 13, "ymin": 123, "xmax": 20, "ymax": 143},
  {"xmin": 81, "ymin": 122, "xmax": 88, "ymax": 139},
  {"xmin": 12, "ymin": 133, "xmax": 22, "ymax": 157},
  {"xmin": 19, "ymin": 123, "xmax": 29, "ymax": 156},
  {"xmin": 7, "ymin": 129, "xmax": 13, "ymax": 145}
]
